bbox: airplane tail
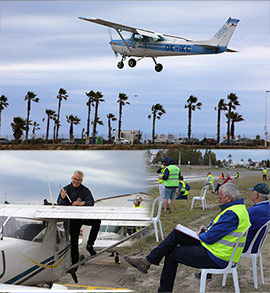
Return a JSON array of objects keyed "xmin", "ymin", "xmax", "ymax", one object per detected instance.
[{"xmin": 209, "ymin": 18, "xmax": 240, "ymax": 47}]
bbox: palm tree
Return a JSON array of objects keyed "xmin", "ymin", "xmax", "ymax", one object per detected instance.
[
  {"xmin": 56, "ymin": 88, "xmax": 68, "ymax": 140},
  {"xmin": 66, "ymin": 115, "xmax": 80, "ymax": 142},
  {"xmin": 226, "ymin": 93, "xmax": 240, "ymax": 142},
  {"xmin": 148, "ymin": 103, "xmax": 166, "ymax": 143},
  {"xmin": 107, "ymin": 113, "xmax": 117, "ymax": 143},
  {"xmin": 117, "ymin": 93, "xmax": 130, "ymax": 140},
  {"xmin": 92, "ymin": 91, "xmax": 105, "ymax": 138},
  {"xmin": 44, "ymin": 109, "xmax": 56, "ymax": 141},
  {"xmin": 24, "ymin": 91, "xmax": 39, "ymax": 141},
  {"xmin": 215, "ymin": 99, "xmax": 227, "ymax": 144},
  {"xmin": 85, "ymin": 90, "xmax": 95, "ymax": 137},
  {"xmin": 0, "ymin": 95, "xmax": 9, "ymax": 136},
  {"xmin": 184, "ymin": 95, "xmax": 202, "ymax": 139},
  {"xmin": 32, "ymin": 121, "xmax": 40, "ymax": 140},
  {"xmin": 11, "ymin": 117, "xmax": 26, "ymax": 144},
  {"xmin": 226, "ymin": 111, "xmax": 244, "ymax": 139}
]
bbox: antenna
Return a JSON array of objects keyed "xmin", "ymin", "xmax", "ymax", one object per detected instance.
[{"xmin": 46, "ymin": 176, "xmax": 55, "ymax": 208}]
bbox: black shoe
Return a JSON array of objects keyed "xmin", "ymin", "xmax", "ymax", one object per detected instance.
[
  {"xmin": 195, "ymin": 272, "xmax": 212, "ymax": 280},
  {"xmin": 86, "ymin": 244, "xmax": 97, "ymax": 256}
]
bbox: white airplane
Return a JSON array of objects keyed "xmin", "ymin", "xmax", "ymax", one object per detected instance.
[
  {"xmin": 79, "ymin": 17, "xmax": 240, "ymax": 72},
  {"xmin": 0, "ymin": 200, "xmax": 150, "ymax": 288}
]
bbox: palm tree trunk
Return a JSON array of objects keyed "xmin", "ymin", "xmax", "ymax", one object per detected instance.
[
  {"xmin": 56, "ymin": 100, "xmax": 61, "ymax": 140},
  {"xmin": 188, "ymin": 106, "xmax": 192, "ymax": 139},
  {"xmin": 231, "ymin": 121, "xmax": 235, "ymax": 139},
  {"xmin": 86, "ymin": 102, "xmax": 91, "ymax": 137},
  {"xmin": 227, "ymin": 105, "xmax": 231, "ymax": 141},
  {"xmin": 108, "ymin": 118, "xmax": 111, "ymax": 142},
  {"xmin": 69, "ymin": 122, "xmax": 73, "ymax": 142},
  {"xmin": 93, "ymin": 102, "xmax": 99, "ymax": 137},
  {"xmin": 118, "ymin": 104, "xmax": 122, "ymax": 140},
  {"xmin": 152, "ymin": 114, "xmax": 156, "ymax": 143},
  {"xmin": 217, "ymin": 109, "xmax": 221, "ymax": 144},
  {"xmin": 46, "ymin": 117, "xmax": 50, "ymax": 142},
  {"xmin": 25, "ymin": 100, "xmax": 31, "ymax": 141}
]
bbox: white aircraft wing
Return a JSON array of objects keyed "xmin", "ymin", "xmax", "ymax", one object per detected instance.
[
  {"xmin": 79, "ymin": 17, "xmax": 163, "ymax": 40},
  {"xmin": 35, "ymin": 205, "xmax": 151, "ymax": 222}
]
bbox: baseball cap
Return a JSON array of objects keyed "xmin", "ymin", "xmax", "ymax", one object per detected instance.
[{"xmin": 248, "ymin": 183, "xmax": 269, "ymax": 194}]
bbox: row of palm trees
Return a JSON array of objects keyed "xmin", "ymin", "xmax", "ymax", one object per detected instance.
[
  {"xmin": 0, "ymin": 90, "xmax": 243, "ymax": 144},
  {"xmin": 148, "ymin": 93, "xmax": 243, "ymax": 143}
]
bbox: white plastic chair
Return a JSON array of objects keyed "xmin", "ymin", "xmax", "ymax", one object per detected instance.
[
  {"xmin": 147, "ymin": 196, "xmax": 164, "ymax": 242},
  {"xmin": 199, "ymin": 226, "xmax": 250, "ymax": 293},
  {"xmin": 191, "ymin": 185, "xmax": 209, "ymax": 210},
  {"xmin": 241, "ymin": 220, "xmax": 270, "ymax": 289}
]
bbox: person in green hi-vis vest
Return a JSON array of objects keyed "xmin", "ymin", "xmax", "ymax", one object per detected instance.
[{"xmin": 162, "ymin": 158, "xmax": 180, "ymax": 214}]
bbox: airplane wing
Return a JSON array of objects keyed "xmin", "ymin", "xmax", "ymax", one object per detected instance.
[
  {"xmin": 34, "ymin": 206, "xmax": 150, "ymax": 221},
  {"xmin": 79, "ymin": 17, "xmax": 163, "ymax": 40}
]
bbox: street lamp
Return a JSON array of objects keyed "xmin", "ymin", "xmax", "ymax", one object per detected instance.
[
  {"xmin": 265, "ymin": 90, "xmax": 270, "ymax": 147},
  {"xmin": 131, "ymin": 95, "xmax": 138, "ymax": 145}
]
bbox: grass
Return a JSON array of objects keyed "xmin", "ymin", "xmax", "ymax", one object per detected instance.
[{"xmin": 118, "ymin": 175, "xmax": 270, "ymax": 292}]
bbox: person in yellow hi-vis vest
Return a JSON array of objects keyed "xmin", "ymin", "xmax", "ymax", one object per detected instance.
[
  {"xmin": 162, "ymin": 158, "xmax": 180, "ymax": 213},
  {"xmin": 124, "ymin": 183, "xmax": 250, "ymax": 292},
  {"xmin": 157, "ymin": 158, "xmax": 168, "ymax": 197},
  {"xmin": 263, "ymin": 168, "xmax": 267, "ymax": 181},
  {"xmin": 176, "ymin": 176, "xmax": 189, "ymax": 200}
]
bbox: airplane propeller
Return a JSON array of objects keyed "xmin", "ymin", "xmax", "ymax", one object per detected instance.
[{"xmin": 107, "ymin": 28, "xmax": 118, "ymax": 58}]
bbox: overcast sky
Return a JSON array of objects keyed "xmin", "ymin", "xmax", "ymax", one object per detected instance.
[
  {"xmin": 1, "ymin": 1, "xmax": 270, "ymax": 141},
  {"xmin": 0, "ymin": 150, "xmax": 147, "ymax": 204}
]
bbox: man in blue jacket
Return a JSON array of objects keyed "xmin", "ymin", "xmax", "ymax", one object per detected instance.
[
  {"xmin": 125, "ymin": 183, "xmax": 250, "ymax": 292},
  {"xmin": 244, "ymin": 183, "xmax": 270, "ymax": 253},
  {"xmin": 57, "ymin": 170, "xmax": 101, "ymax": 267}
]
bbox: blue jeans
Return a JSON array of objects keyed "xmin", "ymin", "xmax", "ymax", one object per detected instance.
[{"xmin": 146, "ymin": 229, "xmax": 221, "ymax": 292}]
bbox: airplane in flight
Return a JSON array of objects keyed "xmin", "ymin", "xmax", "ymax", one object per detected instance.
[
  {"xmin": 0, "ymin": 195, "xmax": 151, "ymax": 289},
  {"xmin": 79, "ymin": 17, "xmax": 240, "ymax": 72}
]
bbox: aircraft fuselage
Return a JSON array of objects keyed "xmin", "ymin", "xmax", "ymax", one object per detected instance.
[{"xmin": 110, "ymin": 36, "xmax": 227, "ymax": 58}]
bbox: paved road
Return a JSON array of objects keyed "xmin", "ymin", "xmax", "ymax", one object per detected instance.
[{"xmin": 146, "ymin": 169, "xmax": 261, "ymax": 189}]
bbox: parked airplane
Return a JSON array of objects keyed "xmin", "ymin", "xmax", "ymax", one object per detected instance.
[
  {"xmin": 0, "ymin": 196, "xmax": 150, "ymax": 288},
  {"xmin": 79, "ymin": 17, "xmax": 240, "ymax": 72}
]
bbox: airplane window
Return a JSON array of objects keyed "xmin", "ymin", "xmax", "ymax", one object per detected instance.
[
  {"xmin": 99, "ymin": 225, "xmax": 121, "ymax": 234},
  {"xmin": 133, "ymin": 34, "xmax": 143, "ymax": 41},
  {"xmin": 3, "ymin": 217, "xmax": 48, "ymax": 242},
  {"xmin": 0, "ymin": 216, "xmax": 7, "ymax": 227},
  {"xmin": 56, "ymin": 221, "xmax": 69, "ymax": 243}
]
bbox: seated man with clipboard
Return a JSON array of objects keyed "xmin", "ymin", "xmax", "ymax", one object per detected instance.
[{"xmin": 125, "ymin": 183, "xmax": 250, "ymax": 293}]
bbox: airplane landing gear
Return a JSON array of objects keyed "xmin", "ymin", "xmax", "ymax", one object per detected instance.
[
  {"xmin": 152, "ymin": 57, "xmax": 163, "ymax": 72},
  {"xmin": 155, "ymin": 63, "xmax": 163, "ymax": 72},
  {"xmin": 128, "ymin": 58, "xmax": 136, "ymax": 68},
  {"xmin": 117, "ymin": 61, "xmax": 124, "ymax": 69}
]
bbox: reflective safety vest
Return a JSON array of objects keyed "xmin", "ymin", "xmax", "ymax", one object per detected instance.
[
  {"xmin": 179, "ymin": 180, "xmax": 189, "ymax": 196},
  {"xmin": 164, "ymin": 165, "xmax": 180, "ymax": 187},
  {"xmin": 236, "ymin": 173, "xmax": 240, "ymax": 179},
  {"xmin": 263, "ymin": 169, "xmax": 267, "ymax": 175},
  {"xmin": 207, "ymin": 174, "xmax": 214, "ymax": 184},
  {"xmin": 158, "ymin": 165, "xmax": 166, "ymax": 184},
  {"xmin": 201, "ymin": 204, "xmax": 250, "ymax": 263}
]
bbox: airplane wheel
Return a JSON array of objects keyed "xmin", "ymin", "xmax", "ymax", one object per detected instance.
[
  {"xmin": 128, "ymin": 58, "xmax": 136, "ymax": 68},
  {"xmin": 117, "ymin": 61, "xmax": 124, "ymax": 69},
  {"xmin": 155, "ymin": 63, "xmax": 163, "ymax": 72}
]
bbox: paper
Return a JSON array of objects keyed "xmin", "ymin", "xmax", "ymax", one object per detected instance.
[{"xmin": 175, "ymin": 224, "xmax": 201, "ymax": 241}]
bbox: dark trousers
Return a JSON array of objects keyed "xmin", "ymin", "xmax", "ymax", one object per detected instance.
[
  {"xmin": 69, "ymin": 219, "xmax": 101, "ymax": 265},
  {"xmin": 215, "ymin": 183, "xmax": 221, "ymax": 193},
  {"xmin": 146, "ymin": 229, "xmax": 221, "ymax": 292}
]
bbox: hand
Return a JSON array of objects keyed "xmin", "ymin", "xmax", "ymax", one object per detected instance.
[
  {"xmin": 61, "ymin": 188, "xmax": 67, "ymax": 199},
  {"xmin": 72, "ymin": 201, "xmax": 85, "ymax": 206},
  {"xmin": 196, "ymin": 225, "xmax": 207, "ymax": 236}
]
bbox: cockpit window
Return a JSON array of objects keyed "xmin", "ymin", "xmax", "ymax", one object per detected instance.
[{"xmin": 2, "ymin": 217, "xmax": 48, "ymax": 242}]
